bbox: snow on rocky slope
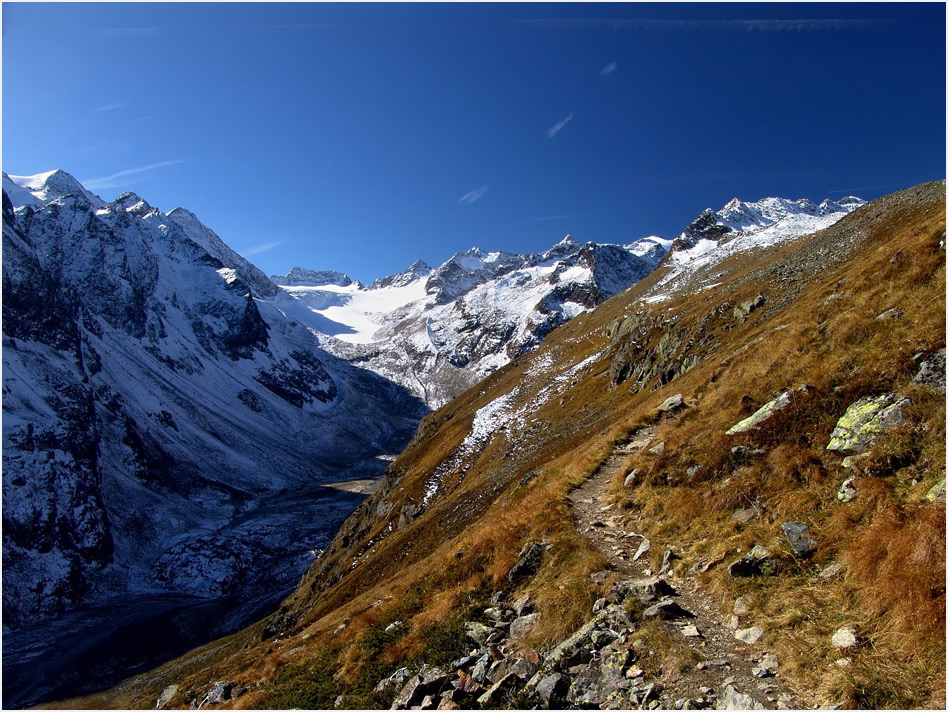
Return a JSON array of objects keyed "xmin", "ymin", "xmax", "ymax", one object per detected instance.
[
  {"xmin": 272, "ymin": 235, "xmax": 670, "ymax": 407},
  {"xmin": 1, "ymin": 171, "xmax": 425, "ymax": 631},
  {"xmin": 650, "ymin": 195, "xmax": 866, "ymax": 300}
]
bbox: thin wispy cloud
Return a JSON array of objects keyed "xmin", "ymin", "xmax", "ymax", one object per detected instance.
[
  {"xmin": 82, "ymin": 160, "xmax": 189, "ymax": 190},
  {"xmin": 532, "ymin": 210, "xmax": 598, "ymax": 222},
  {"xmin": 516, "ymin": 18, "xmax": 883, "ymax": 33},
  {"xmin": 459, "ymin": 186, "xmax": 489, "ymax": 204},
  {"xmin": 243, "ymin": 241, "xmax": 281, "ymax": 256},
  {"xmin": 599, "ymin": 61, "xmax": 617, "ymax": 76},
  {"xmin": 547, "ymin": 113, "xmax": 574, "ymax": 139},
  {"xmin": 100, "ymin": 27, "xmax": 158, "ymax": 38},
  {"xmin": 97, "ymin": 102, "xmax": 127, "ymax": 113}
]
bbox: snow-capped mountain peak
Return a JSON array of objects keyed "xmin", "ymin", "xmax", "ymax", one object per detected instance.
[
  {"xmin": 4, "ymin": 169, "xmax": 104, "ymax": 209},
  {"xmin": 651, "ymin": 193, "xmax": 865, "ymax": 301}
]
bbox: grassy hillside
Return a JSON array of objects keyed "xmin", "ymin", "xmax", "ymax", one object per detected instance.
[{"xmin": 58, "ymin": 182, "xmax": 945, "ymax": 710}]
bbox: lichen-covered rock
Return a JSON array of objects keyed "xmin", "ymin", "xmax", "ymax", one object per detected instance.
[
  {"xmin": 726, "ymin": 385, "xmax": 810, "ymax": 435},
  {"xmin": 733, "ymin": 294, "xmax": 766, "ymax": 320},
  {"xmin": 156, "ymin": 684, "xmax": 179, "ymax": 709},
  {"xmin": 728, "ymin": 545, "xmax": 776, "ymax": 577},
  {"xmin": 913, "ymin": 347, "xmax": 946, "ymax": 392},
  {"xmin": 826, "ymin": 393, "xmax": 911, "ymax": 455},
  {"xmin": 926, "ymin": 479, "xmax": 946, "ymax": 503},
  {"xmin": 567, "ymin": 641, "xmax": 633, "ymax": 707}
]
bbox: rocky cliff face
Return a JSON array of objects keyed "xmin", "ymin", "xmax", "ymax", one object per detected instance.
[{"xmin": 1, "ymin": 171, "xmax": 425, "ymax": 631}]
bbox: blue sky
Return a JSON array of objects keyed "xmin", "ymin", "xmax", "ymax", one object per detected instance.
[{"xmin": 3, "ymin": 3, "xmax": 945, "ymax": 282}]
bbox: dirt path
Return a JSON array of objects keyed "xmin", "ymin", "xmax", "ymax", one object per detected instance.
[{"xmin": 569, "ymin": 426, "xmax": 808, "ymax": 711}]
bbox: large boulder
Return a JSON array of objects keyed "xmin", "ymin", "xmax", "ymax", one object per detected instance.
[
  {"xmin": 826, "ymin": 393, "xmax": 911, "ymax": 455},
  {"xmin": 726, "ymin": 385, "xmax": 810, "ymax": 435},
  {"xmin": 567, "ymin": 641, "xmax": 634, "ymax": 707}
]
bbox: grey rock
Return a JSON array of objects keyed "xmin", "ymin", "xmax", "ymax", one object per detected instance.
[
  {"xmin": 624, "ymin": 469, "xmax": 640, "ymax": 487},
  {"xmin": 482, "ymin": 606, "xmax": 508, "ymax": 622},
  {"xmin": 913, "ymin": 348, "xmax": 946, "ymax": 392},
  {"xmin": 609, "ymin": 576, "xmax": 676, "ymax": 604},
  {"xmin": 535, "ymin": 672, "xmax": 568, "ymax": 709},
  {"xmin": 508, "ymin": 541, "xmax": 544, "ymax": 582},
  {"xmin": 681, "ymin": 624, "xmax": 701, "ymax": 638},
  {"xmin": 391, "ymin": 666, "xmax": 449, "ymax": 710},
  {"xmin": 926, "ymin": 479, "xmax": 947, "ymax": 503},
  {"xmin": 752, "ymin": 653, "xmax": 779, "ymax": 678},
  {"xmin": 733, "ymin": 595, "xmax": 753, "ymax": 616},
  {"xmin": 545, "ymin": 604, "xmax": 631, "ymax": 671},
  {"xmin": 509, "ymin": 612, "xmax": 538, "ymax": 639},
  {"xmin": 448, "ymin": 654, "xmax": 478, "ymax": 671},
  {"xmin": 590, "ymin": 629, "xmax": 619, "ymax": 648},
  {"xmin": 464, "ymin": 621, "xmax": 493, "ymax": 645},
  {"xmin": 731, "ymin": 506, "xmax": 759, "ymax": 524},
  {"xmin": 841, "ymin": 453, "xmax": 870, "ymax": 469},
  {"xmin": 717, "ymin": 684, "xmax": 765, "ymax": 710},
  {"xmin": 731, "ymin": 445, "xmax": 765, "ymax": 459},
  {"xmin": 476, "ymin": 672, "xmax": 519, "ymax": 707},
  {"xmin": 659, "ymin": 548, "xmax": 678, "ymax": 575},
  {"xmin": 727, "ymin": 546, "xmax": 776, "ymax": 577},
  {"xmin": 567, "ymin": 642, "xmax": 632, "ymax": 707},
  {"xmin": 781, "ymin": 521, "xmax": 817, "ymax": 558},
  {"xmin": 657, "ymin": 393, "xmax": 685, "ymax": 413},
  {"xmin": 734, "ymin": 626, "xmax": 764, "ymax": 645},
  {"xmin": 512, "ymin": 594, "xmax": 533, "ymax": 616},
  {"xmin": 469, "ymin": 655, "xmax": 491, "ymax": 684},
  {"xmin": 157, "ymin": 684, "xmax": 179, "ymax": 709},
  {"xmin": 204, "ymin": 681, "xmax": 234, "ymax": 705},
  {"xmin": 875, "ymin": 307, "xmax": 903, "ymax": 321},
  {"xmin": 826, "ymin": 393, "xmax": 911, "ymax": 455},
  {"xmin": 508, "ymin": 658, "xmax": 539, "ymax": 681},
  {"xmin": 633, "ymin": 538, "xmax": 652, "ymax": 561},
  {"xmin": 643, "ymin": 597, "xmax": 694, "ymax": 620},
  {"xmin": 648, "ymin": 441, "xmax": 666, "ymax": 455},
  {"xmin": 375, "ymin": 667, "xmax": 413, "ymax": 694},
  {"xmin": 734, "ymin": 294, "xmax": 766, "ymax": 320},
  {"xmin": 820, "ymin": 562, "xmax": 846, "ymax": 579},
  {"xmin": 726, "ymin": 385, "xmax": 810, "ymax": 435}
]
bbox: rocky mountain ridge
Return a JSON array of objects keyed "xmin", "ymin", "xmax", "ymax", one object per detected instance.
[{"xmin": 270, "ymin": 191, "xmax": 862, "ymax": 409}]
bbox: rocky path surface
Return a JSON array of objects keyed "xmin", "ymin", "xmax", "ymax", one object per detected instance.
[{"xmin": 569, "ymin": 426, "xmax": 809, "ymax": 711}]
